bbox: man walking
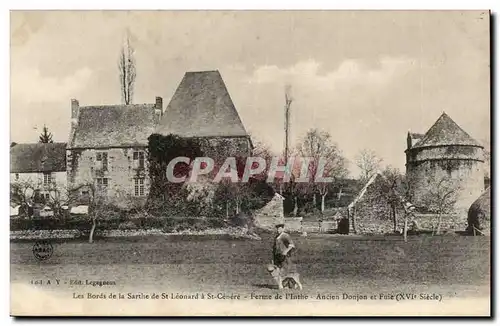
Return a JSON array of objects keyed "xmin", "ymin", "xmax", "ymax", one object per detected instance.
[{"xmin": 272, "ymin": 223, "xmax": 300, "ymax": 289}]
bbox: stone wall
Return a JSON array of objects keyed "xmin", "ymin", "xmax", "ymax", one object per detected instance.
[
  {"xmin": 302, "ymin": 220, "xmax": 338, "ymax": 233},
  {"xmin": 284, "ymin": 217, "xmax": 303, "ymax": 232},
  {"xmin": 254, "ymin": 193, "xmax": 284, "ymax": 230},
  {"xmin": 407, "ymin": 159, "xmax": 484, "ymax": 214},
  {"xmin": 353, "ymin": 218, "xmax": 405, "ymax": 235},
  {"xmin": 352, "ymin": 213, "xmax": 466, "ymax": 235},
  {"xmin": 406, "ymin": 145, "xmax": 485, "ymax": 214},
  {"xmin": 411, "ymin": 213, "xmax": 467, "ymax": 232},
  {"xmin": 67, "ymin": 147, "xmax": 150, "ymax": 208}
]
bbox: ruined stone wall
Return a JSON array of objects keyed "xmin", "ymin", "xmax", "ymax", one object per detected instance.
[
  {"xmin": 284, "ymin": 217, "xmax": 303, "ymax": 232},
  {"xmin": 406, "ymin": 146, "xmax": 485, "ymax": 214},
  {"xmin": 66, "ymin": 147, "xmax": 150, "ymax": 208}
]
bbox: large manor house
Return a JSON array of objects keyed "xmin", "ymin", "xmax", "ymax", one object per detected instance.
[{"xmin": 11, "ymin": 70, "xmax": 252, "ymax": 207}]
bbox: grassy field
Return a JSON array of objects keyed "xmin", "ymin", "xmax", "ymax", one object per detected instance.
[{"xmin": 10, "ymin": 233, "xmax": 491, "ymax": 299}]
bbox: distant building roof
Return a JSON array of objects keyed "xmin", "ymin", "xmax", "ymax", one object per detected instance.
[
  {"xmin": 156, "ymin": 70, "xmax": 249, "ymax": 138},
  {"xmin": 70, "ymin": 104, "xmax": 158, "ymax": 148},
  {"xmin": 10, "ymin": 143, "xmax": 67, "ymax": 173},
  {"xmin": 412, "ymin": 112, "xmax": 482, "ymax": 149}
]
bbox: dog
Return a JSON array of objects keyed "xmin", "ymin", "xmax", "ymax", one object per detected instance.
[{"xmin": 267, "ymin": 264, "xmax": 303, "ymax": 290}]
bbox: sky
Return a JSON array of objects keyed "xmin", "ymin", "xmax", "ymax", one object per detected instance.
[{"xmin": 10, "ymin": 10, "xmax": 490, "ymax": 177}]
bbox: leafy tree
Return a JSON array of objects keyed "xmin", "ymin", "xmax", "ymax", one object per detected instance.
[
  {"xmin": 147, "ymin": 133, "xmax": 203, "ymax": 213},
  {"xmin": 377, "ymin": 166, "xmax": 407, "ymax": 233},
  {"xmin": 296, "ymin": 129, "xmax": 348, "ymax": 214},
  {"xmin": 419, "ymin": 175, "xmax": 461, "ymax": 235}
]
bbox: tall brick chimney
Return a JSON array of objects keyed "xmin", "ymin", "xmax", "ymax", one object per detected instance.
[
  {"xmin": 154, "ymin": 97, "xmax": 163, "ymax": 122},
  {"xmin": 71, "ymin": 99, "xmax": 79, "ymax": 124},
  {"xmin": 155, "ymin": 97, "xmax": 163, "ymax": 115}
]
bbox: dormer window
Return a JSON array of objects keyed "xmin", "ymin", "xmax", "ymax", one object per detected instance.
[{"xmin": 96, "ymin": 177, "xmax": 109, "ymax": 195}]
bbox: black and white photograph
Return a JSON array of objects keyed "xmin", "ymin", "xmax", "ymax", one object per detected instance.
[{"xmin": 8, "ymin": 10, "xmax": 491, "ymax": 316}]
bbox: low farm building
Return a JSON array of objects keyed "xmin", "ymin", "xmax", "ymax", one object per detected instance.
[
  {"xmin": 10, "ymin": 142, "xmax": 68, "ymax": 203},
  {"xmin": 67, "ymin": 70, "xmax": 252, "ymax": 207}
]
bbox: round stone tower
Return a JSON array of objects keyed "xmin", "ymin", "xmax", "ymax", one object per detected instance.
[{"xmin": 405, "ymin": 112, "xmax": 485, "ymax": 214}]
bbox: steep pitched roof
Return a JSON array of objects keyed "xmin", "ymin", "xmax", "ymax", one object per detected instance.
[
  {"xmin": 156, "ymin": 70, "xmax": 249, "ymax": 138},
  {"xmin": 70, "ymin": 104, "xmax": 158, "ymax": 148},
  {"xmin": 413, "ymin": 112, "xmax": 482, "ymax": 148},
  {"xmin": 10, "ymin": 143, "xmax": 67, "ymax": 173}
]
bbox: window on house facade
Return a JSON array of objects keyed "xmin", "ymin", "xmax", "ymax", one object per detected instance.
[
  {"xmin": 96, "ymin": 178, "xmax": 109, "ymax": 195},
  {"xmin": 43, "ymin": 172, "xmax": 52, "ymax": 185},
  {"xmin": 133, "ymin": 151, "xmax": 145, "ymax": 169},
  {"xmin": 96, "ymin": 152, "xmax": 108, "ymax": 171},
  {"xmin": 134, "ymin": 178, "xmax": 145, "ymax": 196},
  {"xmin": 15, "ymin": 173, "xmax": 19, "ymax": 180}
]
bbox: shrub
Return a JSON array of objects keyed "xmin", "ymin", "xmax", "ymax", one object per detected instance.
[
  {"xmin": 10, "ymin": 217, "xmax": 92, "ymax": 231},
  {"xmin": 118, "ymin": 220, "xmax": 138, "ymax": 230}
]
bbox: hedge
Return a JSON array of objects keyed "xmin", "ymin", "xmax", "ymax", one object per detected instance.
[{"xmin": 10, "ymin": 216, "xmax": 228, "ymax": 232}]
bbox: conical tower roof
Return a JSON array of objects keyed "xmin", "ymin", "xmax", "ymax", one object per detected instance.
[
  {"xmin": 156, "ymin": 70, "xmax": 248, "ymax": 138},
  {"xmin": 413, "ymin": 112, "xmax": 482, "ymax": 148}
]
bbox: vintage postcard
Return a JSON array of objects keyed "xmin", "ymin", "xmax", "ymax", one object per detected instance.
[{"xmin": 9, "ymin": 10, "xmax": 491, "ymax": 316}]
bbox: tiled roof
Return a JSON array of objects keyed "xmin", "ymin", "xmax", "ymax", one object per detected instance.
[
  {"xmin": 156, "ymin": 70, "xmax": 249, "ymax": 138},
  {"xmin": 413, "ymin": 112, "xmax": 482, "ymax": 148},
  {"xmin": 70, "ymin": 104, "xmax": 158, "ymax": 148},
  {"xmin": 10, "ymin": 143, "xmax": 67, "ymax": 173}
]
